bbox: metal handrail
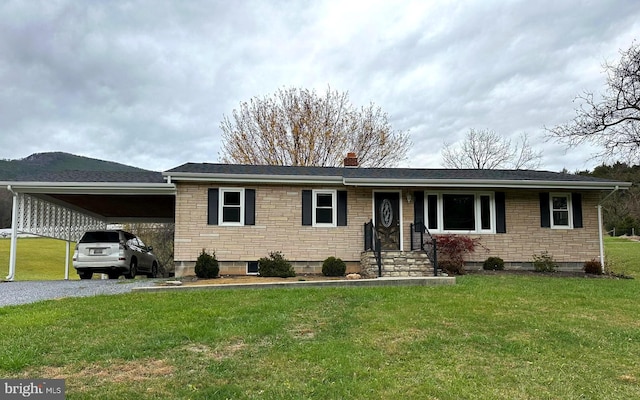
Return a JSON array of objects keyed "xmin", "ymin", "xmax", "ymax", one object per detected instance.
[{"xmin": 410, "ymin": 221, "xmax": 438, "ymax": 276}]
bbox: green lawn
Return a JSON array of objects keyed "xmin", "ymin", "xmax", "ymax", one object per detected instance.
[
  {"xmin": 0, "ymin": 277, "xmax": 638, "ymax": 399},
  {"xmin": 0, "ymin": 237, "xmax": 77, "ymax": 280},
  {"xmin": 605, "ymin": 236, "xmax": 640, "ymax": 276},
  {"xmin": 0, "ymin": 236, "xmax": 639, "ymax": 398}
]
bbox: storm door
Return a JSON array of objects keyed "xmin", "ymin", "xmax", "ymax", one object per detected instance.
[{"xmin": 374, "ymin": 192, "xmax": 401, "ymax": 250}]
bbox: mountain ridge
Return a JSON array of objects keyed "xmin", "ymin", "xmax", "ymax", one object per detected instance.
[{"xmin": 0, "ymin": 152, "xmax": 151, "ymax": 181}]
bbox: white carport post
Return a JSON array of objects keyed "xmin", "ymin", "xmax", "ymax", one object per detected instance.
[
  {"xmin": 597, "ymin": 204, "xmax": 605, "ymax": 274},
  {"xmin": 6, "ymin": 186, "xmax": 18, "ymax": 281},
  {"xmin": 64, "ymin": 241, "xmax": 70, "ymax": 280}
]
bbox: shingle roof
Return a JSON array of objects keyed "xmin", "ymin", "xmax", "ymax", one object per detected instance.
[
  {"xmin": 2, "ymin": 170, "xmax": 166, "ymax": 183},
  {"xmin": 165, "ymin": 163, "xmax": 344, "ymax": 177},
  {"xmin": 164, "ymin": 163, "xmax": 626, "ymax": 185}
]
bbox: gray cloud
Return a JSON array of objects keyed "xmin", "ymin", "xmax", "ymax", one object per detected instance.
[{"xmin": 0, "ymin": 0, "xmax": 638, "ymax": 172}]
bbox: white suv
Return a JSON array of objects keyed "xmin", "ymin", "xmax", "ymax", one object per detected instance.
[{"xmin": 73, "ymin": 230, "xmax": 159, "ymax": 280}]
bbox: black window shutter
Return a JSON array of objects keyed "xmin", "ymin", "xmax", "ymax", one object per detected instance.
[
  {"xmin": 245, "ymin": 189, "xmax": 256, "ymax": 226},
  {"xmin": 302, "ymin": 190, "xmax": 312, "ymax": 226},
  {"xmin": 208, "ymin": 188, "xmax": 219, "ymax": 225},
  {"xmin": 337, "ymin": 190, "xmax": 347, "ymax": 226},
  {"xmin": 572, "ymin": 192, "xmax": 583, "ymax": 228},
  {"xmin": 539, "ymin": 192, "xmax": 550, "ymax": 228},
  {"xmin": 413, "ymin": 191, "xmax": 424, "ymax": 231},
  {"xmin": 496, "ymin": 192, "xmax": 506, "ymax": 233}
]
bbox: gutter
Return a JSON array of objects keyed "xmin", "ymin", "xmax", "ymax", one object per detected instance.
[
  {"xmin": 0, "ymin": 181, "xmax": 176, "ymax": 195},
  {"xmin": 341, "ymin": 178, "xmax": 632, "ymax": 191}
]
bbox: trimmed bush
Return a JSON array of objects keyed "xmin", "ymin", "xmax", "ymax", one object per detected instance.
[
  {"xmin": 483, "ymin": 256, "xmax": 505, "ymax": 271},
  {"xmin": 532, "ymin": 251, "xmax": 557, "ymax": 272},
  {"xmin": 322, "ymin": 256, "xmax": 346, "ymax": 276},
  {"xmin": 195, "ymin": 249, "xmax": 219, "ymax": 279},
  {"xmin": 258, "ymin": 251, "xmax": 296, "ymax": 278},
  {"xmin": 584, "ymin": 259, "xmax": 603, "ymax": 275}
]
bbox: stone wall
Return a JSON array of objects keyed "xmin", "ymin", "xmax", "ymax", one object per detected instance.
[
  {"xmin": 459, "ymin": 190, "xmax": 601, "ymax": 265},
  {"xmin": 174, "ymin": 182, "xmax": 603, "ymax": 277},
  {"xmin": 174, "ymin": 183, "xmax": 372, "ymax": 265},
  {"xmin": 360, "ymin": 251, "xmax": 433, "ymax": 278}
]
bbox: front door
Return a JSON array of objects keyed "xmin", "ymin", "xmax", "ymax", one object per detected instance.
[{"xmin": 374, "ymin": 192, "xmax": 401, "ymax": 250}]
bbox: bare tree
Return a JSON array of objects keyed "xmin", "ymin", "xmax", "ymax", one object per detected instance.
[
  {"xmin": 219, "ymin": 87, "xmax": 411, "ymax": 167},
  {"xmin": 442, "ymin": 129, "xmax": 542, "ymax": 169},
  {"xmin": 547, "ymin": 41, "xmax": 640, "ymax": 162}
]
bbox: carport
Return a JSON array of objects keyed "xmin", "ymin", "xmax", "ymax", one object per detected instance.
[{"xmin": 2, "ymin": 171, "xmax": 175, "ymax": 281}]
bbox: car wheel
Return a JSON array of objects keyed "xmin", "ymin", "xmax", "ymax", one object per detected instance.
[
  {"xmin": 108, "ymin": 272, "xmax": 120, "ymax": 280},
  {"xmin": 125, "ymin": 260, "xmax": 137, "ymax": 279},
  {"xmin": 79, "ymin": 271, "xmax": 93, "ymax": 280},
  {"xmin": 147, "ymin": 262, "xmax": 158, "ymax": 278}
]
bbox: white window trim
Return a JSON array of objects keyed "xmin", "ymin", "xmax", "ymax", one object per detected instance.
[
  {"xmin": 246, "ymin": 261, "xmax": 259, "ymax": 275},
  {"xmin": 550, "ymin": 192, "xmax": 573, "ymax": 229},
  {"xmin": 219, "ymin": 188, "xmax": 245, "ymax": 226},
  {"xmin": 426, "ymin": 191, "xmax": 496, "ymax": 234},
  {"xmin": 312, "ymin": 189, "xmax": 337, "ymax": 227}
]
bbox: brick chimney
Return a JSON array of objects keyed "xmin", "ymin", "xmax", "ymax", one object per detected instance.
[{"xmin": 343, "ymin": 152, "xmax": 358, "ymax": 167}]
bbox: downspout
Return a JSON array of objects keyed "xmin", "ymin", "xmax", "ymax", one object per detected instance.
[
  {"xmin": 6, "ymin": 185, "xmax": 18, "ymax": 281},
  {"xmin": 598, "ymin": 185, "xmax": 620, "ymax": 274}
]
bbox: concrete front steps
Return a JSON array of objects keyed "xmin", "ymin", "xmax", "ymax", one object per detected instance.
[{"xmin": 360, "ymin": 250, "xmax": 438, "ymax": 278}]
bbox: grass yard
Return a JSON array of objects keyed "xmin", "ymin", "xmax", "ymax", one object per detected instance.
[
  {"xmin": 0, "ymin": 236, "xmax": 638, "ymax": 398},
  {"xmin": 0, "ymin": 277, "xmax": 639, "ymax": 399},
  {"xmin": 0, "ymin": 237, "xmax": 77, "ymax": 280},
  {"xmin": 604, "ymin": 236, "xmax": 640, "ymax": 276}
]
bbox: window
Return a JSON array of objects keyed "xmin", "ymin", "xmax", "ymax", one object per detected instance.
[
  {"xmin": 247, "ymin": 261, "xmax": 259, "ymax": 275},
  {"xmin": 313, "ymin": 190, "xmax": 336, "ymax": 226},
  {"xmin": 208, "ymin": 188, "xmax": 255, "ymax": 226},
  {"xmin": 427, "ymin": 194, "xmax": 438, "ymax": 230},
  {"xmin": 425, "ymin": 192, "xmax": 495, "ymax": 233},
  {"xmin": 550, "ymin": 193, "xmax": 571, "ymax": 228},
  {"xmin": 219, "ymin": 188, "xmax": 244, "ymax": 226},
  {"xmin": 302, "ymin": 190, "xmax": 347, "ymax": 227},
  {"xmin": 443, "ymin": 194, "xmax": 475, "ymax": 230}
]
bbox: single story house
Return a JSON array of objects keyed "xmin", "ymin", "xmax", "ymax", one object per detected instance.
[{"xmin": 163, "ymin": 154, "xmax": 630, "ymax": 277}]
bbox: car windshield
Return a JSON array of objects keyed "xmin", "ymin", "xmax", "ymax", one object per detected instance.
[{"xmin": 80, "ymin": 231, "xmax": 120, "ymax": 243}]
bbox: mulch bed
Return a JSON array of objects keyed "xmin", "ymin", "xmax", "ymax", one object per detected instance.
[{"xmin": 466, "ymin": 269, "xmax": 634, "ymax": 279}]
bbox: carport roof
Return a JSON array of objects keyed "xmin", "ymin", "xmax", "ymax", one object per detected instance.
[
  {"xmin": 2, "ymin": 170, "xmax": 175, "ymax": 222},
  {"xmin": 3, "ymin": 170, "xmax": 166, "ymax": 183}
]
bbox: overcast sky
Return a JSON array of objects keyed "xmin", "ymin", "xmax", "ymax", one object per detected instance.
[{"xmin": 1, "ymin": 0, "xmax": 638, "ymax": 172}]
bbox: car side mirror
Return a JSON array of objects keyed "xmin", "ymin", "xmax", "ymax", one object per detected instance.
[{"xmin": 147, "ymin": 246, "xmax": 153, "ymax": 252}]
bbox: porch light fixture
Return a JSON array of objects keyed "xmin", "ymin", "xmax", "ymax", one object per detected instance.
[{"xmin": 406, "ymin": 192, "xmax": 412, "ymax": 203}]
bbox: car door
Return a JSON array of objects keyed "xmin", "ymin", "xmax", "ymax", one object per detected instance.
[{"xmin": 134, "ymin": 237, "xmax": 153, "ymax": 272}]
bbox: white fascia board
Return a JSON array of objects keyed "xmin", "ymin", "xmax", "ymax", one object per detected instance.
[
  {"xmin": 342, "ymin": 178, "xmax": 632, "ymax": 190},
  {"xmin": 2, "ymin": 182, "xmax": 176, "ymax": 195},
  {"xmin": 164, "ymin": 172, "xmax": 343, "ymax": 185}
]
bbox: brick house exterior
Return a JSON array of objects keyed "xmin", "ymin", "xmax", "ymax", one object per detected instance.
[{"xmin": 164, "ymin": 162, "xmax": 629, "ymax": 277}]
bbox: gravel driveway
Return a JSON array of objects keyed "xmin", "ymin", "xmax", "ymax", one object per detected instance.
[{"xmin": 0, "ymin": 279, "xmax": 159, "ymax": 307}]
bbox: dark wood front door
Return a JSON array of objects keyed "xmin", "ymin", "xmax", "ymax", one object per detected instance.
[{"xmin": 374, "ymin": 192, "xmax": 400, "ymax": 250}]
